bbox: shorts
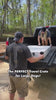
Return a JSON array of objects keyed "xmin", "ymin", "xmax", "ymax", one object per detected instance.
[{"xmin": 9, "ymin": 76, "xmax": 28, "ymax": 97}]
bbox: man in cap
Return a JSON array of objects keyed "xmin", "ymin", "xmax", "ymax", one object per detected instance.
[
  {"xmin": 5, "ymin": 31, "xmax": 44, "ymax": 100},
  {"xmin": 38, "ymin": 27, "xmax": 52, "ymax": 46}
]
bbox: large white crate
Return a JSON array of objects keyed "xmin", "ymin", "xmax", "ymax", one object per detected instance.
[{"xmin": 28, "ymin": 45, "xmax": 51, "ymax": 58}]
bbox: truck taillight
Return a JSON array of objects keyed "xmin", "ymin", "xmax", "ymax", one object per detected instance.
[
  {"xmin": 6, "ymin": 41, "xmax": 9, "ymax": 46},
  {"xmin": 46, "ymin": 26, "xmax": 49, "ymax": 28}
]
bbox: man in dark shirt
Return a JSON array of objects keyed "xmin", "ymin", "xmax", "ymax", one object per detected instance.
[
  {"xmin": 38, "ymin": 27, "xmax": 52, "ymax": 46},
  {"xmin": 5, "ymin": 32, "xmax": 44, "ymax": 100}
]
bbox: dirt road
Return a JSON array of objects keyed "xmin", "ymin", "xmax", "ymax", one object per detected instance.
[
  {"xmin": 0, "ymin": 62, "xmax": 56, "ymax": 100},
  {"xmin": 0, "ymin": 42, "xmax": 6, "ymax": 53}
]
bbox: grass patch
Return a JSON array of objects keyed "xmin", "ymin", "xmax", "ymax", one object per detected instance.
[
  {"xmin": 2, "ymin": 33, "xmax": 32, "ymax": 37},
  {"xmin": 2, "ymin": 34, "xmax": 14, "ymax": 37}
]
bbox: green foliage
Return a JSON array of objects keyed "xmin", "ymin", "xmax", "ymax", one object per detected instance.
[{"xmin": 0, "ymin": 0, "xmax": 56, "ymax": 36}]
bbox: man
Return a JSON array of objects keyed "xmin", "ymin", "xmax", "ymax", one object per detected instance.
[
  {"xmin": 38, "ymin": 27, "xmax": 52, "ymax": 46},
  {"xmin": 5, "ymin": 32, "xmax": 44, "ymax": 100}
]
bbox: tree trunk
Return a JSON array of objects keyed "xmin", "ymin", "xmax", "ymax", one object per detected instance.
[
  {"xmin": 19, "ymin": 0, "xmax": 24, "ymax": 26},
  {"xmin": 1, "ymin": 0, "xmax": 9, "ymax": 36},
  {"xmin": 52, "ymin": 0, "xmax": 56, "ymax": 24},
  {"xmin": 26, "ymin": 0, "xmax": 32, "ymax": 35}
]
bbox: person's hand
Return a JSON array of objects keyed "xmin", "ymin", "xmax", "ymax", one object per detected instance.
[
  {"xmin": 50, "ymin": 44, "xmax": 52, "ymax": 47},
  {"xmin": 40, "ymin": 54, "xmax": 44, "ymax": 59},
  {"xmin": 5, "ymin": 56, "xmax": 9, "ymax": 60},
  {"xmin": 38, "ymin": 43, "xmax": 41, "ymax": 46},
  {"xmin": 0, "ymin": 60, "xmax": 3, "ymax": 63}
]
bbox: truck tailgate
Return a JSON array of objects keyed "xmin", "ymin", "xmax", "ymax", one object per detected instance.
[{"xmin": 27, "ymin": 47, "xmax": 56, "ymax": 70}]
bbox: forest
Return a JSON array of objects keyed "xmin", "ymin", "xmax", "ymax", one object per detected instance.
[{"xmin": 0, "ymin": 0, "xmax": 56, "ymax": 36}]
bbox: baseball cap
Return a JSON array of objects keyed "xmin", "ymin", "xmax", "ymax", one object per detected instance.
[{"xmin": 13, "ymin": 32, "xmax": 23, "ymax": 41}]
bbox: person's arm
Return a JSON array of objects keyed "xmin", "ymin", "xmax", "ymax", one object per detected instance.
[
  {"xmin": 27, "ymin": 54, "xmax": 44, "ymax": 63},
  {"xmin": 5, "ymin": 46, "xmax": 9, "ymax": 60},
  {"xmin": 38, "ymin": 35, "xmax": 41, "ymax": 45},
  {"xmin": 25, "ymin": 46, "xmax": 44, "ymax": 63},
  {"xmin": 47, "ymin": 30, "xmax": 52, "ymax": 46},
  {"xmin": 38, "ymin": 31, "xmax": 41, "ymax": 45},
  {"xmin": 48, "ymin": 37, "xmax": 52, "ymax": 46}
]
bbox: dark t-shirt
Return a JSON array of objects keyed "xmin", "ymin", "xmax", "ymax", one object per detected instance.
[
  {"xmin": 38, "ymin": 29, "xmax": 51, "ymax": 38},
  {"xmin": 6, "ymin": 42, "xmax": 32, "ymax": 75}
]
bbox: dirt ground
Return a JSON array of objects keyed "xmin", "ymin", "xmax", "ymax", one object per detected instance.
[
  {"xmin": 0, "ymin": 42, "xmax": 56, "ymax": 100},
  {"xmin": 0, "ymin": 42, "xmax": 6, "ymax": 53},
  {"xmin": 0, "ymin": 62, "xmax": 56, "ymax": 100}
]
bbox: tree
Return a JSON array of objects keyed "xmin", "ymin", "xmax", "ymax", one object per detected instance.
[
  {"xmin": 51, "ymin": 0, "xmax": 56, "ymax": 24},
  {"xmin": 1, "ymin": 0, "xmax": 9, "ymax": 35},
  {"xmin": 0, "ymin": 0, "xmax": 56, "ymax": 36},
  {"xmin": 26, "ymin": 0, "xmax": 32, "ymax": 35}
]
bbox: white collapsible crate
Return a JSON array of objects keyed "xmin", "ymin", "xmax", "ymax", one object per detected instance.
[{"xmin": 28, "ymin": 45, "xmax": 51, "ymax": 58}]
